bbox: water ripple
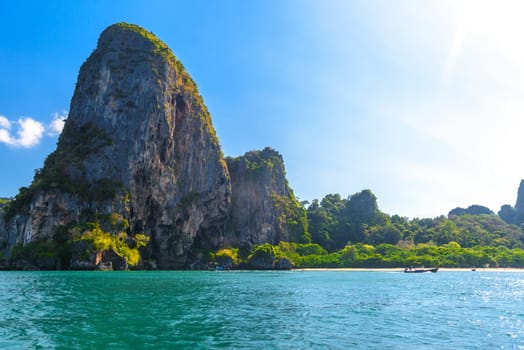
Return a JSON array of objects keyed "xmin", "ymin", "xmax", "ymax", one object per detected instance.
[{"xmin": 1, "ymin": 271, "xmax": 524, "ymax": 349}]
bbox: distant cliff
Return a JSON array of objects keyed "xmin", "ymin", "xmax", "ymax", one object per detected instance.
[
  {"xmin": 225, "ymin": 148, "xmax": 310, "ymax": 248},
  {"xmin": 0, "ymin": 23, "xmax": 307, "ymax": 270},
  {"xmin": 499, "ymin": 180, "xmax": 524, "ymax": 226}
]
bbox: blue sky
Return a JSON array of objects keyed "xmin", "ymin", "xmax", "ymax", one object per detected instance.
[{"xmin": 1, "ymin": 0, "xmax": 524, "ymax": 218}]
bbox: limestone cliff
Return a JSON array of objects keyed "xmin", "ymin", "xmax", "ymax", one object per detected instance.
[
  {"xmin": 1, "ymin": 23, "xmax": 231, "ymax": 268},
  {"xmin": 225, "ymin": 147, "xmax": 309, "ymax": 249},
  {"xmin": 0, "ymin": 23, "xmax": 309, "ymax": 270},
  {"xmin": 499, "ymin": 180, "xmax": 524, "ymax": 226},
  {"xmin": 515, "ymin": 180, "xmax": 524, "ymax": 215}
]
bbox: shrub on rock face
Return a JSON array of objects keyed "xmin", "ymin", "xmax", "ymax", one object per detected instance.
[
  {"xmin": 247, "ymin": 243, "xmax": 280, "ymax": 269},
  {"xmin": 246, "ymin": 243, "xmax": 295, "ymax": 270},
  {"xmin": 8, "ymin": 240, "xmax": 60, "ymax": 270},
  {"xmin": 215, "ymin": 248, "xmax": 239, "ymax": 268},
  {"xmin": 71, "ymin": 221, "xmax": 149, "ymax": 269}
]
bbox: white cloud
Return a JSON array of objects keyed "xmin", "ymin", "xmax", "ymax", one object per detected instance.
[
  {"xmin": 0, "ymin": 116, "xmax": 45, "ymax": 148},
  {"xmin": 443, "ymin": 0, "xmax": 524, "ymax": 88},
  {"xmin": 443, "ymin": 24, "xmax": 469, "ymax": 80},
  {"xmin": 48, "ymin": 112, "xmax": 67, "ymax": 136},
  {"xmin": 15, "ymin": 117, "xmax": 45, "ymax": 148},
  {"xmin": 0, "ymin": 111, "xmax": 67, "ymax": 148},
  {"xmin": 0, "ymin": 128, "xmax": 13, "ymax": 145},
  {"xmin": 0, "ymin": 115, "xmax": 11, "ymax": 129}
]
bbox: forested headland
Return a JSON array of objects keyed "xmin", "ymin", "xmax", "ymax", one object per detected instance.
[{"xmin": 214, "ymin": 188, "xmax": 524, "ymax": 269}]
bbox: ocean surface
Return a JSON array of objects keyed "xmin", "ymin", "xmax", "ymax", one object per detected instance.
[{"xmin": 1, "ymin": 270, "xmax": 523, "ymax": 349}]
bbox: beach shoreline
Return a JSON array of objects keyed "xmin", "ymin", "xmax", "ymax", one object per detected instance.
[{"xmin": 294, "ymin": 267, "xmax": 524, "ymax": 272}]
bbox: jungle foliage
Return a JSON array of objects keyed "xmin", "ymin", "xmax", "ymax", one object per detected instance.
[
  {"xmin": 227, "ymin": 190, "xmax": 524, "ymax": 269},
  {"xmin": 71, "ymin": 215, "xmax": 149, "ymax": 267},
  {"xmin": 237, "ymin": 241, "xmax": 524, "ymax": 269},
  {"xmin": 306, "ymin": 191, "xmax": 524, "ymax": 252}
]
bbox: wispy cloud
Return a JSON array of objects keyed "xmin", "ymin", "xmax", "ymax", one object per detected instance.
[
  {"xmin": 47, "ymin": 112, "xmax": 67, "ymax": 136},
  {"xmin": 0, "ymin": 112, "xmax": 67, "ymax": 148},
  {"xmin": 443, "ymin": 24, "xmax": 469, "ymax": 81},
  {"xmin": 0, "ymin": 128, "xmax": 13, "ymax": 145},
  {"xmin": 8, "ymin": 118, "xmax": 45, "ymax": 148},
  {"xmin": 0, "ymin": 115, "xmax": 11, "ymax": 129}
]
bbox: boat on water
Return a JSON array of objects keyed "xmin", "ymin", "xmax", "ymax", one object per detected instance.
[{"xmin": 404, "ymin": 267, "xmax": 439, "ymax": 273}]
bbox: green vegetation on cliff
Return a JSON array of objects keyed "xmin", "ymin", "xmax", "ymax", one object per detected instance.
[
  {"xmin": 8, "ymin": 225, "xmax": 73, "ymax": 269},
  {"xmin": 0, "ymin": 198, "xmax": 10, "ymax": 208},
  {"xmin": 6, "ymin": 213, "xmax": 149, "ymax": 269},
  {"xmin": 3, "ymin": 122, "xmax": 120, "ymax": 220},
  {"xmin": 72, "ymin": 221, "xmax": 149, "ymax": 266},
  {"xmin": 227, "ymin": 147, "xmax": 285, "ymax": 179},
  {"xmin": 3, "ymin": 187, "xmax": 33, "ymax": 218},
  {"xmin": 33, "ymin": 122, "xmax": 121, "ymax": 200},
  {"xmin": 272, "ymin": 193, "xmax": 310, "ymax": 243},
  {"xmin": 106, "ymin": 22, "xmax": 193, "ymax": 91},
  {"xmin": 214, "ymin": 248, "xmax": 240, "ymax": 267}
]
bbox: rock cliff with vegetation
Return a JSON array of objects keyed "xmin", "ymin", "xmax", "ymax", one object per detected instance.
[
  {"xmin": 0, "ymin": 23, "xmax": 308, "ymax": 270},
  {"xmin": 224, "ymin": 148, "xmax": 310, "ymax": 249},
  {"xmin": 1, "ymin": 23, "xmax": 231, "ymax": 269},
  {"xmin": 498, "ymin": 180, "xmax": 524, "ymax": 227}
]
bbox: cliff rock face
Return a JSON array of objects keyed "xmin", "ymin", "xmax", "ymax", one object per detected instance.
[
  {"xmin": 515, "ymin": 180, "xmax": 524, "ymax": 215},
  {"xmin": 0, "ymin": 23, "xmax": 307, "ymax": 270},
  {"xmin": 498, "ymin": 180, "xmax": 524, "ymax": 226},
  {"xmin": 225, "ymin": 148, "xmax": 309, "ymax": 248},
  {"xmin": 2, "ymin": 23, "xmax": 231, "ymax": 268}
]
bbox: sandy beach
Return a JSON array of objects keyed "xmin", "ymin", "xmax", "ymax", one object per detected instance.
[{"xmin": 294, "ymin": 267, "xmax": 524, "ymax": 273}]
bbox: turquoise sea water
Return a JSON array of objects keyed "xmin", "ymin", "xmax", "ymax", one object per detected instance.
[{"xmin": 1, "ymin": 271, "xmax": 523, "ymax": 349}]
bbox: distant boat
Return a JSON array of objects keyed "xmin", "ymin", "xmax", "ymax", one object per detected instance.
[{"xmin": 404, "ymin": 267, "xmax": 439, "ymax": 273}]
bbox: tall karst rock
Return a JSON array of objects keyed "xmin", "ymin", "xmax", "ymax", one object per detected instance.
[
  {"xmin": 0, "ymin": 23, "xmax": 310, "ymax": 270},
  {"xmin": 498, "ymin": 180, "xmax": 524, "ymax": 226},
  {"xmin": 225, "ymin": 147, "xmax": 310, "ymax": 249},
  {"xmin": 515, "ymin": 180, "xmax": 524, "ymax": 215},
  {"xmin": 499, "ymin": 179, "xmax": 524, "ymax": 226},
  {"xmin": 1, "ymin": 23, "xmax": 231, "ymax": 268}
]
